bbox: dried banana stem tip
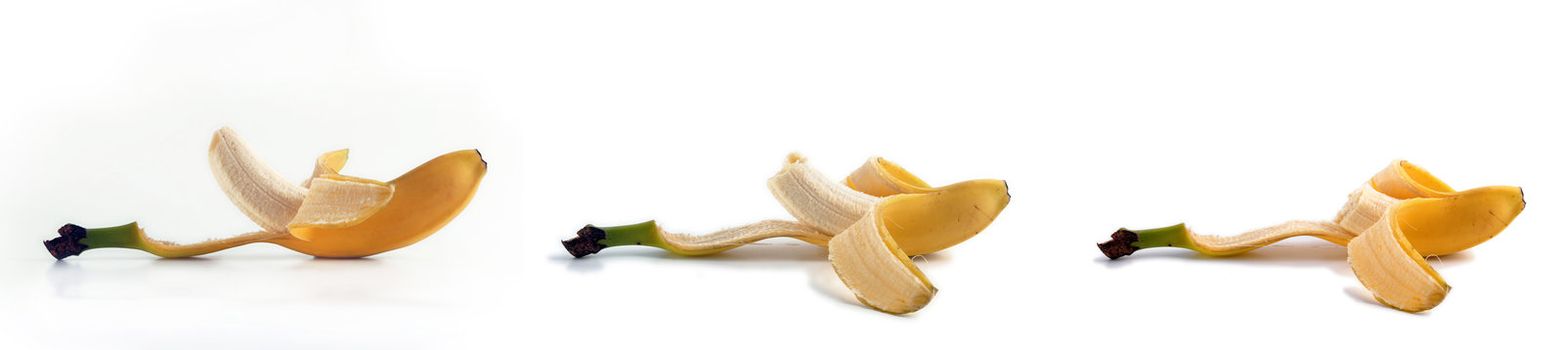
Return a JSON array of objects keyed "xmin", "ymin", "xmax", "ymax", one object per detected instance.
[
  {"xmin": 563, "ymin": 225, "xmax": 608, "ymax": 258},
  {"xmin": 44, "ymin": 224, "xmax": 89, "ymax": 260},
  {"xmin": 1096, "ymin": 228, "xmax": 1140, "ymax": 260}
]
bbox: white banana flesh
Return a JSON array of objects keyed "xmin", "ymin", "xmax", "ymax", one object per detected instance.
[
  {"xmin": 207, "ymin": 127, "xmax": 392, "ymax": 237},
  {"xmin": 767, "ymin": 154, "xmax": 879, "ymax": 234}
]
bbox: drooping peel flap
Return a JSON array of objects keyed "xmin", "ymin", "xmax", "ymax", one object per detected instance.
[
  {"xmin": 769, "ymin": 154, "xmax": 1007, "ymax": 314},
  {"xmin": 1347, "ymin": 201, "xmax": 1450, "ymax": 313},
  {"xmin": 303, "ymin": 149, "xmax": 350, "ymax": 188},
  {"xmin": 844, "ymin": 157, "xmax": 934, "ymax": 197},
  {"xmin": 1371, "ymin": 160, "xmax": 1458, "ymax": 199},
  {"xmin": 828, "ymin": 202, "xmax": 937, "ymax": 315}
]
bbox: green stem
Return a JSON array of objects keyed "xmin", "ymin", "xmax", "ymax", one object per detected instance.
[
  {"xmin": 44, "ymin": 222, "xmax": 145, "ymax": 259},
  {"xmin": 46, "ymin": 222, "xmax": 281, "ymax": 259},
  {"xmin": 562, "ymin": 220, "xmax": 669, "ymax": 258},
  {"xmin": 1096, "ymin": 223, "xmax": 1191, "ymax": 259}
]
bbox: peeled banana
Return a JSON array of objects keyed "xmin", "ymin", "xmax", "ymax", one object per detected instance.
[
  {"xmin": 563, "ymin": 154, "xmax": 1010, "ymax": 314},
  {"xmin": 1097, "ymin": 161, "xmax": 1524, "ymax": 312},
  {"xmin": 43, "ymin": 127, "xmax": 487, "ymax": 259}
]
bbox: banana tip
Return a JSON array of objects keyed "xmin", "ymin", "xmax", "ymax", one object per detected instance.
[
  {"xmin": 44, "ymin": 224, "xmax": 88, "ymax": 260},
  {"xmin": 1096, "ymin": 228, "xmax": 1139, "ymax": 260},
  {"xmin": 562, "ymin": 225, "xmax": 607, "ymax": 258}
]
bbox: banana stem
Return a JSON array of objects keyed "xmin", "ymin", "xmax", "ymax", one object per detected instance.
[
  {"xmin": 563, "ymin": 221, "xmax": 667, "ymax": 258},
  {"xmin": 1096, "ymin": 223, "xmax": 1190, "ymax": 260},
  {"xmin": 44, "ymin": 222, "xmax": 283, "ymax": 260}
]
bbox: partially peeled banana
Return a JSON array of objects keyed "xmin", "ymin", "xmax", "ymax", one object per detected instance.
[
  {"xmin": 564, "ymin": 154, "xmax": 1010, "ymax": 314},
  {"xmin": 43, "ymin": 128, "xmax": 487, "ymax": 259},
  {"xmin": 1098, "ymin": 161, "xmax": 1524, "ymax": 312}
]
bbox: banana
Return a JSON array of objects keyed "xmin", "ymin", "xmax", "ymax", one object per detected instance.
[
  {"xmin": 1097, "ymin": 160, "xmax": 1523, "ymax": 312},
  {"xmin": 43, "ymin": 128, "xmax": 486, "ymax": 259},
  {"xmin": 564, "ymin": 155, "xmax": 1009, "ymax": 258},
  {"xmin": 563, "ymin": 154, "xmax": 1009, "ymax": 314}
]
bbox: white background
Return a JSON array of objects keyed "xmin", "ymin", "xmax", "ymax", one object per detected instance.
[{"xmin": 2, "ymin": 1, "xmax": 1561, "ymax": 349}]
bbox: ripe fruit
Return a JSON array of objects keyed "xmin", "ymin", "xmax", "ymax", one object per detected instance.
[
  {"xmin": 564, "ymin": 154, "xmax": 1010, "ymax": 314},
  {"xmin": 43, "ymin": 128, "xmax": 486, "ymax": 259},
  {"xmin": 1096, "ymin": 161, "xmax": 1523, "ymax": 312}
]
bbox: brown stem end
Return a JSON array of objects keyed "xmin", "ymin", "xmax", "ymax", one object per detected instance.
[
  {"xmin": 1097, "ymin": 228, "xmax": 1140, "ymax": 260},
  {"xmin": 562, "ymin": 225, "xmax": 607, "ymax": 258},
  {"xmin": 44, "ymin": 224, "xmax": 89, "ymax": 260}
]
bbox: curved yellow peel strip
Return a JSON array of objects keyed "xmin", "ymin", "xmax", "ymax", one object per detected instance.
[
  {"xmin": 828, "ymin": 206, "xmax": 936, "ymax": 315},
  {"xmin": 303, "ymin": 149, "xmax": 350, "ymax": 187},
  {"xmin": 1188, "ymin": 221, "xmax": 1358, "ymax": 254},
  {"xmin": 660, "ymin": 220, "xmax": 834, "ymax": 254},
  {"xmin": 844, "ymin": 157, "xmax": 934, "ymax": 196},
  {"xmin": 1347, "ymin": 203, "xmax": 1450, "ymax": 313},
  {"xmin": 1371, "ymin": 160, "xmax": 1457, "ymax": 199}
]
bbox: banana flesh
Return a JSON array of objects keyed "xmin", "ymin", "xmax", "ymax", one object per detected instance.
[
  {"xmin": 768, "ymin": 154, "xmax": 879, "ymax": 234},
  {"xmin": 208, "ymin": 127, "xmax": 308, "ymax": 233}
]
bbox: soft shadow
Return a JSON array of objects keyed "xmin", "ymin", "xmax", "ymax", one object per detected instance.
[
  {"xmin": 551, "ymin": 243, "xmax": 829, "ymax": 274},
  {"xmin": 1342, "ymin": 286, "xmax": 1379, "ymax": 306},
  {"xmin": 550, "ymin": 254, "xmax": 603, "ymax": 273},
  {"xmin": 292, "ymin": 257, "xmax": 384, "ymax": 271},
  {"xmin": 150, "ymin": 256, "xmax": 219, "ymax": 266},
  {"xmin": 1096, "ymin": 244, "xmax": 1348, "ymax": 269},
  {"xmin": 1342, "ymin": 287, "xmax": 1427, "ymax": 316},
  {"xmin": 806, "ymin": 264, "xmax": 859, "ymax": 308}
]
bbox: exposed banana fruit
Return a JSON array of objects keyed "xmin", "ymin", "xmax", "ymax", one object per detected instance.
[
  {"xmin": 1097, "ymin": 160, "xmax": 1523, "ymax": 312},
  {"xmin": 563, "ymin": 154, "xmax": 1009, "ymax": 314},
  {"xmin": 207, "ymin": 127, "xmax": 308, "ymax": 233},
  {"xmin": 43, "ymin": 128, "xmax": 486, "ymax": 259}
]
